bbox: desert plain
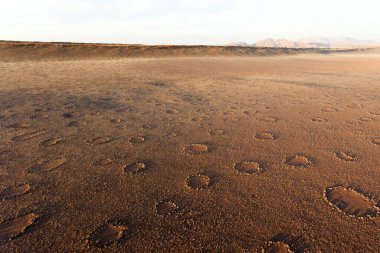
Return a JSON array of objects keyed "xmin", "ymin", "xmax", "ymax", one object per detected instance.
[{"xmin": 0, "ymin": 43, "xmax": 380, "ymax": 252}]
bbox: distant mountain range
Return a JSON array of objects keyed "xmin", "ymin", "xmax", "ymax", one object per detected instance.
[{"xmin": 227, "ymin": 37, "xmax": 377, "ymax": 48}]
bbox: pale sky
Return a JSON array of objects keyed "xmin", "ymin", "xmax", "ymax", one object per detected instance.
[{"xmin": 0, "ymin": 0, "xmax": 379, "ymax": 45}]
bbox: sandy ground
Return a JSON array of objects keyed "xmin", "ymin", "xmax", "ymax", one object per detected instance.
[{"xmin": 1, "ymin": 53, "xmax": 380, "ymax": 252}]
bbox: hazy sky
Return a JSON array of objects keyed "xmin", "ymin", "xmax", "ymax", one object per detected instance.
[{"xmin": 0, "ymin": 0, "xmax": 379, "ymax": 45}]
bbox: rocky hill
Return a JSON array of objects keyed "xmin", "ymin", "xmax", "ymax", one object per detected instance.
[{"xmin": 229, "ymin": 37, "xmax": 376, "ymax": 48}]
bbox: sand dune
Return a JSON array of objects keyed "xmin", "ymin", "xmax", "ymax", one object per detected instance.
[
  {"xmin": 0, "ymin": 45, "xmax": 380, "ymax": 252},
  {"xmin": 0, "ymin": 41, "xmax": 374, "ymax": 61}
]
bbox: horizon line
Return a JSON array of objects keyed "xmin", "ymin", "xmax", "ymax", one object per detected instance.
[{"xmin": 1, "ymin": 40, "xmax": 379, "ymax": 50}]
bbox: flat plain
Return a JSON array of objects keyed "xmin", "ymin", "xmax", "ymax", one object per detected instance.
[{"xmin": 1, "ymin": 45, "xmax": 380, "ymax": 252}]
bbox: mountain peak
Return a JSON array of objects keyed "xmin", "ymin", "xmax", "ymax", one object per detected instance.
[{"xmin": 228, "ymin": 37, "xmax": 376, "ymax": 48}]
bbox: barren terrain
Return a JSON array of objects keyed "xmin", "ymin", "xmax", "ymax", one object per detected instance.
[{"xmin": 1, "ymin": 44, "xmax": 380, "ymax": 252}]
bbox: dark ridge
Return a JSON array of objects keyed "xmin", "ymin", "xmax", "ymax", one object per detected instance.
[{"xmin": 0, "ymin": 41, "xmax": 374, "ymax": 61}]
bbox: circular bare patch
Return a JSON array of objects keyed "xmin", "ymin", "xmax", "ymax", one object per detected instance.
[
  {"xmin": 40, "ymin": 137, "xmax": 64, "ymax": 147},
  {"xmin": 254, "ymin": 132, "xmax": 279, "ymax": 140},
  {"xmin": 5, "ymin": 123, "xmax": 31, "ymax": 129},
  {"xmin": 346, "ymin": 104, "xmax": 362, "ymax": 109},
  {"xmin": 181, "ymin": 210, "xmax": 201, "ymax": 220},
  {"xmin": 322, "ymin": 107, "xmax": 338, "ymax": 112},
  {"xmin": 0, "ymin": 213, "xmax": 39, "ymax": 241},
  {"xmin": 324, "ymin": 186, "xmax": 380, "ymax": 218},
  {"xmin": 67, "ymin": 121, "xmax": 86, "ymax": 127},
  {"xmin": 28, "ymin": 158, "xmax": 66, "ymax": 173},
  {"xmin": 164, "ymin": 132, "xmax": 179, "ymax": 139},
  {"xmin": 129, "ymin": 136, "xmax": 145, "ymax": 144},
  {"xmin": 185, "ymin": 144, "xmax": 210, "ymax": 154},
  {"xmin": 192, "ymin": 116, "xmax": 205, "ymax": 122},
  {"xmin": 110, "ymin": 119, "xmax": 123, "ymax": 123},
  {"xmin": 155, "ymin": 201, "xmax": 178, "ymax": 215},
  {"xmin": 142, "ymin": 124, "xmax": 157, "ymax": 130},
  {"xmin": 345, "ymin": 120, "xmax": 360, "ymax": 126},
  {"xmin": 123, "ymin": 162, "xmax": 146, "ymax": 174},
  {"xmin": 89, "ymin": 223, "xmax": 127, "ymax": 248},
  {"xmin": 285, "ymin": 154, "xmax": 313, "ymax": 168},
  {"xmin": 89, "ymin": 136, "xmax": 113, "ymax": 145},
  {"xmin": 370, "ymin": 138, "xmax": 380, "ymax": 145},
  {"xmin": 234, "ymin": 161, "xmax": 264, "ymax": 175},
  {"xmin": 166, "ymin": 109, "xmax": 179, "ymax": 114},
  {"xmin": 150, "ymin": 81, "xmax": 167, "ymax": 87},
  {"xmin": 0, "ymin": 184, "xmax": 30, "ymax": 200},
  {"xmin": 310, "ymin": 117, "xmax": 327, "ymax": 122},
  {"xmin": 262, "ymin": 241, "xmax": 293, "ymax": 253},
  {"xmin": 359, "ymin": 117, "xmax": 374, "ymax": 122},
  {"xmin": 94, "ymin": 158, "xmax": 113, "ymax": 166},
  {"xmin": 209, "ymin": 129, "xmax": 224, "ymax": 136},
  {"xmin": 223, "ymin": 111, "xmax": 234, "ymax": 116},
  {"xmin": 62, "ymin": 111, "xmax": 80, "ymax": 118},
  {"xmin": 186, "ymin": 175, "xmax": 210, "ymax": 190},
  {"xmin": 335, "ymin": 151, "xmax": 357, "ymax": 162},
  {"xmin": 11, "ymin": 131, "xmax": 46, "ymax": 142},
  {"xmin": 369, "ymin": 111, "xmax": 380, "ymax": 116},
  {"xmin": 30, "ymin": 112, "xmax": 50, "ymax": 120},
  {"xmin": 259, "ymin": 117, "xmax": 278, "ymax": 122}
]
